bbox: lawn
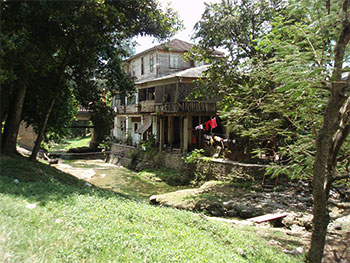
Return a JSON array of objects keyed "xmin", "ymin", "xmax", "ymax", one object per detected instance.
[
  {"xmin": 0, "ymin": 154, "xmax": 304, "ymax": 262},
  {"xmin": 50, "ymin": 136, "xmax": 91, "ymax": 151}
]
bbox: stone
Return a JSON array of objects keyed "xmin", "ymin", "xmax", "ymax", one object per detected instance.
[
  {"xmin": 267, "ymin": 202, "xmax": 286, "ymax": 210},
  {"xmin": 333, "ymin": 223, "xmax": 342, "ymax": 230},
  {"xmin": 234, "ymin": 204, "xmax": 264, "ymax": 219},
  {"xmin": 226, "ymin": 209, "xmax": 239, "ymax": 217},
  {"xmin": 149, "ymin": 195, "xmax": 160, "ymax": 205},
  {"xmin": 222, "ymin": 200, "xmax": 236, "ymax": 210}
]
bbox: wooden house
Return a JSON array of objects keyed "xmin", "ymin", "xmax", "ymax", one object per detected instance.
[{"xmin": 112, "ymin": 39, "xmax": 223, "ymax": 152}]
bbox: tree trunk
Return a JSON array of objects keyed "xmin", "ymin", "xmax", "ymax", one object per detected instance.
[
  {"xmin": 29, "ymin": 99, "xmax": 55, "ymax": 161},
  {"xmin": 308, "ymin": 1, "xmax": 350, "ymax": 261},
  {"xmin": 2, "ymin": 82, "xmax": 27, "ymax": 154},
  {"xmin": 308, "ymin": 90, "xmax": 347, "ymax": 262}
]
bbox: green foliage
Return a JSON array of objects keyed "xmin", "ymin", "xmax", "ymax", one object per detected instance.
[
  {"xmin": 183, "ymin": 149, "xmax": 207, "ymax": 164},
  {"xmin": 126, "ymin": 134, "xmax": 133, "ymax": 146},
  {"xmin": 1, "ymin": 0, "xmax": 182, "ymax": 153},
  {"xmin": 138, "ymin": 166, "xmax": 191, "ymax": 186},
  {"xmin": 140, "ymin": 134, "xmax": 157, "ymax": 156},
  {"xmin": 183, "ymin": 149, "xmax": 214, "ymax": 185},
  {"xmin": 191, "ymin": 0, "xmax": 350, "ymax": 181}
]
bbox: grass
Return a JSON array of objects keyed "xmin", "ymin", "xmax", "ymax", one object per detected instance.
[
  {"xmin": 50, "ymin": 136, "xmax": 91, "ymax": 151},
  {"xmin": 0, "ymin": 154, "xmax": 304, "ymax": 262}
]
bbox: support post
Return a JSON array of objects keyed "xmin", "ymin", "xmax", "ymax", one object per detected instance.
[
  {"xmin": 183, "ymin": 115, "xmax": 188, "ymax": 153},
  {"xmin": 159, "ymin": 117, "xmax": 164, "ymax": 151},
  {"xmin": 168, "ymin": 116, "xmax": 174, "ymax": 149}
]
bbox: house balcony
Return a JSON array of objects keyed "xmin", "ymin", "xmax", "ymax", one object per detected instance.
[
  {"xmin": 139, "ymin": 100, "xmax": 155, "ymax": 113},
  {"xmin": 115, "ymin": 100, "xmax": 217, "ymax": 115},
  {"xmin": 76, "ymin": 105, "xmax": 93, "ymax": 121},
  {"xmin": 115, "ymin": 104, "xmax": 139, "ymax": 114},
  {"xmin": 155, "ymin": 101, "xmax": 216, "ymax": 114}
]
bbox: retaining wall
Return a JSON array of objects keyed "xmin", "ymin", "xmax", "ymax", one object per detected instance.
[{"xmin": 107, "ymin": 143, "xmax": 267, "ymax": 180}]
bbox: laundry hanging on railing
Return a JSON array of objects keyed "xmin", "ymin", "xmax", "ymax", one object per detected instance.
[
  {"xmin": 195, "ymin": 124, "xmax": 204, "ymax": 130},
  {"xmin": 194, "ymin": 117, "xmax": 218, "ymax": 131}
]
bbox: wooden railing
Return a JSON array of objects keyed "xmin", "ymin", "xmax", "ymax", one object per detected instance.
[
  {"xmin": 78, "ymin": 105, "xmax": 93, "ymax": 113},
  {"xmin": 155, "ymin": 101, "xmax": 216, "ymax": 113},
  {"xmin": 115, "ymin": 101, "xmax": 217, "ymax": 114},
  {"xmin": 115, "ymin": 104, "xmax": 139, "ymax": 114}
]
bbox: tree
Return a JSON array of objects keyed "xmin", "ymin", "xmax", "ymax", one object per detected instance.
[
  {"xmin": 192, "ymin": 0, "xmax": 349, "ymax": 262},
  {"xmin": 189, "ymin": 0, "xmax": 291, "ymax": 161},
  {"xmin": 1, "ymin": 0, "xmax": 182, "ymax": 157},
  {"xmin": 260, "ymin": 1, "xmax": 349, "ymax": 261}
]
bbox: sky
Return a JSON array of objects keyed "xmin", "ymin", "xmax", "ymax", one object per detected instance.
[{"xmin": 134, "ymin": 0, "xmax": 221, "ymax": 53}]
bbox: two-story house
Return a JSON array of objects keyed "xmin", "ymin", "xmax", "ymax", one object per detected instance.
[{"xmin": 112, "ymin": 39, "xmax": 223, "ymax": 152}]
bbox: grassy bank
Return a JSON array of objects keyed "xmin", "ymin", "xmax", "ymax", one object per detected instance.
[
  {"xmin": 50, "ymin": 136, "xmax": 91, "ymax": 151},
  {"xmin": 0, "ymin": 155, "xmax": 304, "ymax": 262}
]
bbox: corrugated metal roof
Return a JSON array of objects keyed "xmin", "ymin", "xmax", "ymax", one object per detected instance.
[{"xmin": 135, "ymin": 65, "xmax": 209, "ymax": 85}]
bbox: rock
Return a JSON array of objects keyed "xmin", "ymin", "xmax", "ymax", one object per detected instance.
[
  {"xmin": 267, "ymin": 202, "xmax": 286, "ymax": 210},
  {"xmin": 195, "ymin": 200, "xmax": 225, "ymax": 217},
  {"xmin": 269, "ymin": 239, "xmax": 281, "ymax": 246},
  {"xmin": 283, "ymin": 247, "xmax": 304, "ymax": 255},
  {"xmin": 222, "ymin": 200, "xmax": 236, "ymax": 210},
  {"xmin": 234, "ymin": 204, "xmax": 264, "ymax": 219},
  {"xmin": 226, "ymin": 209, "xmax": 239, "ymax": 217},
  {"xmin": 333, "ymin": 223, "xmax": 342, "ymax": 230},
  {"xmin": 149, "ymin": 195, "xmax": 160, "ymax": 205}
]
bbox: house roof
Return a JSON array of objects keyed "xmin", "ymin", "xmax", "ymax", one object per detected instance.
[
  {"xmin": 135, "ymin": 65, "xmax": 210, "ymax": 85},
  {"xmin": 126, "ymin": 39, "xmax": 224, "ymax": 62}
]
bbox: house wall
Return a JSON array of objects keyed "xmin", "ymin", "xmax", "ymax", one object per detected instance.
[
  {"xmin": 128, "ymin": 52, "xmax": 157, "ymax": 81},
  {"xmin": 157, "ymin": 51, "xmax": 192, "ymax": 76},
  {"xmin": 127, "ymin": 50, "xmax": 192, "ymax": 81},
  {"xmin": 114, "ymin": 116, "xmax": 142, "ymax": 145}
]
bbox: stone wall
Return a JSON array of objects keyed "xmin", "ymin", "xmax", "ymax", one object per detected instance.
[
  {"xmin": 108, "ymin": 143, "xmax": 268, "ymax": 181},
  {"xmin": 194, "ymin": 158, "xmax": 267, "ymax": 182}
]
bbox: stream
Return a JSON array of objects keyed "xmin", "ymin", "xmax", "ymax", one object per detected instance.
[{"xmin": 54, "ymin": 159, "xmax": 186, "ymax": 201}]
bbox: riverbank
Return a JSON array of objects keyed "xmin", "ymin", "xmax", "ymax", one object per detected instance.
[{"xmin": 0, "ymin": 154, "xmax": 303, "ymax": 262}]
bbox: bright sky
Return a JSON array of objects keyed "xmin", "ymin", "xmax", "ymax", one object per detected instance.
[{"xmin": 134, "ymin": 0, "xmax": 221, "ymax": 53}]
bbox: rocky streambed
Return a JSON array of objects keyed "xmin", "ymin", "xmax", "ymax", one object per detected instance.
[{"xmin": 150, "ymin": 180, "xmax": 349, "ymax": 232}]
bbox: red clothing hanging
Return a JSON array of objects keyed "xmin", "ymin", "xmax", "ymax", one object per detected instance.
[{"xmin": 210, "ymin": 117, "xmax": 218, "ymax": 129}]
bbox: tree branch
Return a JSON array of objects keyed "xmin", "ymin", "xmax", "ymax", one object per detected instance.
[
  {"xmin": 329, "ymin": 96, "xmax": 350, "ymax": 167},
  {"xmin": 332, "ymin": 0, "xmax": 350, "ymax": 81}
]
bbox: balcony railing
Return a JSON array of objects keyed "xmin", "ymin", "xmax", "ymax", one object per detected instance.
[
  {"xmin": 115, "ymin": 104, "xmax": 139, "ymax": 114},
  {"xmin": 155, "ymin": 101, "xmax": 216, "ymax": 114},
  {"xmin": 114, "ymin": 101, "xmax": 217, "ymax": 114}
]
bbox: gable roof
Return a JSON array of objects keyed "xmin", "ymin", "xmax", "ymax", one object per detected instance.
[
  {"xmin": 126, "ymin": 39, "xmax": 224, "ymax": 62},
  {"xmin": 126, "ymin": 39, "xmax": 193, "ymax": 62}
]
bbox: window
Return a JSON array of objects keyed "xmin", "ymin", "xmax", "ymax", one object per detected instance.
[
  {"xmin": 169, "ymin": 54, "xmax": 180, "ymax": 69},
  {"xmin": 141, "ymin": 57, "xmax": 144, "ymax": 75},
  {"xmin": 134, "ymin": 123, "xmax": 138, "ymax": 132},
  {"xmin": 149, "ymin": 54, "xmax": 154, "ymax": 72},
  {"xmin": 132, "ymin": 62, "xmax": 136, "ymax": 77}
]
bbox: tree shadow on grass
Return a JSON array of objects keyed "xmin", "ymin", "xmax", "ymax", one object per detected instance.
[{"xmin": 0, "ymin": 154, "xmax": 131, "ymax": 205}]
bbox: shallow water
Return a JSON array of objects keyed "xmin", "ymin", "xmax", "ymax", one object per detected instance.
[{"xmin": 54, "ymin": 159, "xmax": 186, "ymax": 201}]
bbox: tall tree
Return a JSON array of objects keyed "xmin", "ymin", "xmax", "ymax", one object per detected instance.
[
  {"xmin": 260, "ymin": 1, "xmax": 349, "ymax": 261},
  {"xmin": 1, "ymin": 0, "xmax": 182, "ymax": 157},
  {"xmin": 192, "ymin": 0, "xmax": 349, "ymax": 262}
]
